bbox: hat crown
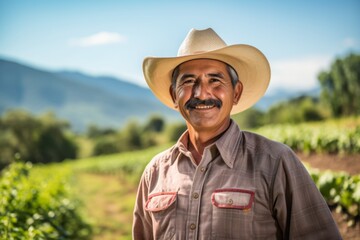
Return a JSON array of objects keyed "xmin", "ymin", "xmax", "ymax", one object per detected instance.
[{"xmin": 177, "ymin": 28, "xmax": 227, "ymax": 56}]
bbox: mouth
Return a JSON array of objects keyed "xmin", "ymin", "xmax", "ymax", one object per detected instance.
[
  {"xmin": 185, "ymin": 98, "xmax": 222, "ymax": 111},
  {"xmin": 193, "ymin": 104, "xmax": 215, "ymax": 110}
]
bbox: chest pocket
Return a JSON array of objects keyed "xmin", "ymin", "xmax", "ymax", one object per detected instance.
[
  {"xmin": 211, "ymin": 188, "xmax": 255, "ymax": 239},
  {"xmin": 145, "ymin": 192, "xmax": 177, "ymax": 239}
]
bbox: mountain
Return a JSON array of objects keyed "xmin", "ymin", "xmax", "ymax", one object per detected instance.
[
  {"xmin": 0, "ymin": 59, "xmax": 180, "ymax": 131},
  {"xmin": 256, "ymin": 87, "xmax": 321, "ymax": 110},
  {"xmin": 0, "ymin": 58, "xmax": 320, "ymax": 131}
]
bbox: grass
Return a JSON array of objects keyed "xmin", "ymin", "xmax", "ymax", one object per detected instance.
[{"xmin": 53, "ymin": 144, "xmax": 170, "ymax": 239}]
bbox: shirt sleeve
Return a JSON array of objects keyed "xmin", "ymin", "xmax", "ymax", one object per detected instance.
[
  {"xmin": 271, "ymin": 147, "xmax": 342, "ymax": 240},
  {"xmin": 132, "ymin": 168, "xmax": 153, "ymax": 240}
]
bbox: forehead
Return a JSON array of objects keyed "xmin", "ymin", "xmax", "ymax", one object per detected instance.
[{"xmin": 177, "ymin": 59, "xmax": 228, "ymax": 73}]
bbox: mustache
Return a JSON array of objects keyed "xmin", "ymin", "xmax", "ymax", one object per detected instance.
[{"xmin": 185, "ymin": 98, "xmax": 222, "ymax": 109}]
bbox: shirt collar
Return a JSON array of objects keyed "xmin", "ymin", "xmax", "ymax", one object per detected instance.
[
  {"xmin": 171, "ymin": 120, "xmax": 242, "ymax": 168},
  {"xmin": 214, "ymin": 120, "xmax": 242, "ymax": 168}
]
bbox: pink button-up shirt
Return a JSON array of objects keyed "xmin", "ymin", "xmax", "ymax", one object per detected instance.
[{"xmin": 133, "ymin": 121, "xmax": 341, "ymax": 239}]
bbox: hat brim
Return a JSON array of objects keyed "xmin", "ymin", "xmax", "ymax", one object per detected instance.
[{"xmin": 143, "ymin": 44, "xmax": 271, "ymax": 115}]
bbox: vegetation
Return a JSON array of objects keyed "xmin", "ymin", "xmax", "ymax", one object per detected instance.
[
  {"xmin": 0, "ymin": 162, "xmax": 91, "ymax": 239},
  {"xmin": 0, "ymin": 110, "xmax": 77, "ymax": 169},
  {"xmin": 308, "ymin": 168, "xmax": 360, "ymax": 226},
  {"xmin": 254, "ymin": 118, "xmax": 360, "ymax": 154},
  {"xmin": 318, "ymin": 53, "xmax": 360, "ymax": 117},
  {"xmin": 87, "ymin": 116, "xmax": 186, "ymax": 157},
  {"xmin": 233, "ymin": 52, "xmax": 360, "ymax": 127}
]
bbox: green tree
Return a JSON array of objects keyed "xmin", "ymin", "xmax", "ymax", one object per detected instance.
[
  {"xmin": 166, "ymin": 122, "xmax": 187, "ymax": 142},
  {"xmin": 263, "ymin": 96, "xmax": 324, "ymax": 124},
  {"xmin": 318, "ymin": 53, "xmax": 360, "ymax": 117},
  {"xmin": 143, "ymin": 115, "xmax": 165, "ymax": 133},
  {"xmin": 0, "ymin": 110, "xmax": 77, "ymax": 168},
  {"xmin": 119, "ymin": 120, "xmax": 142, "ymax": 150},
  {"xmin": 232, "ymin": 108, "xmax": 265, "ymax": 129}
]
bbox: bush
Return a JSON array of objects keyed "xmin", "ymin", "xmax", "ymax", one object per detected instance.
[
  {"xmin": 308, "ymin": 167, "xmax": 360, "ymax": 225},
  {"xmin": 92, "ymin": 136, "xmax": 120, "ymax": 156},
  {"xmin": 166, "ymin": 122, "xmax": 187, "ymax": 142},
  {"xmin": 232, "ymin": 108, "xmax": 264, "ymax": 129},
  {"xmin": 0, "ymin": 110, "xmax": 77, "ymax": 168},
  {"xmin": 0, "ymin": 162, "xmax": 92, "ymax": 239},
  {"xmin": 263, "ymin": 96, "xmax": 324, "ymax": 124}
]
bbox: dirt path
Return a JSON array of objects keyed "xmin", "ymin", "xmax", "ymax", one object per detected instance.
[{"xmin": 299, "ymin": 153, "xmax": 360, "ymax": 175}]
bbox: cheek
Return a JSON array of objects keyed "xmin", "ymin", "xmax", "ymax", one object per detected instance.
[
  {"xmin": 214, "ymin": 87, "xmax": 234, "ymax": 106},
  {"xmin": 176, "ymin": 87, "xmax": 192, "ymax": 103}
]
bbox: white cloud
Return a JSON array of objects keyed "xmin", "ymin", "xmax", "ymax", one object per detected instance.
[
  {"xmin": 69, "ymin": 32, "xmax": 126, "ymax": 47},
  {"xmin": 267, "ymin": 55, "xmax": 332, "ymax": 94},
  {"xmin": 343, "ymin": 37, "xmax": 358, "ymax": 48}
]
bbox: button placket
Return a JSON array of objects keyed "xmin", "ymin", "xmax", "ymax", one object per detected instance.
[{"xmin": 187, "ymin": 148, "xmax": 215, "ymax": 239}]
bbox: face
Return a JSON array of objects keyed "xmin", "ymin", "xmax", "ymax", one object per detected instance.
[{"xmin": 170, "ymin": 59, "xmax": 242, "ymax": 132}]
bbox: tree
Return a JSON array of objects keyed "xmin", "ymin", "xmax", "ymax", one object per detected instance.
[
  {"xmin": 143, "ymin": 115, "xmax": 165, "ymax": 133},
  {"xmin": 318, "ymin": 53, "xmax": 360, "ymax": 117},
  {"xmin": 232, "ymin": 108, "xmax": 265, "ymax": 129},
  {"xmin": 0, "ymin": 110, "xmax": 77, "ymax": 168},
  {"xmin": 262, "ymin": 96, "xmax": 324, "ymax": 125},
  {"xmin": 120, "ymin": 120, "xmax": 142, "ymax": 150}
]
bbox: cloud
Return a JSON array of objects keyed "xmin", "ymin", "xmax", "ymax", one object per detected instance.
[
  {"xmin": 343, "ymin": 37, "xmax": 358, "ymax": 48},
  {"xmin": 267, "ymin": 55, "xmax": 332, "ymax": 94},
  {"xmin": 69, "ymin": 32, "xmax": 126, "ymax": 47}
]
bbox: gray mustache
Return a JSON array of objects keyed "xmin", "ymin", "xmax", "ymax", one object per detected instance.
[{"xmin": 185, "ymin": 98, "xmax": 222, "ymax": 109}]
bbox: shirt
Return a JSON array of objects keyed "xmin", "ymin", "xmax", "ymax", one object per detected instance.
[{"xmin": 133, "ymin": 120, "xmax": 341, "ymax": 240}]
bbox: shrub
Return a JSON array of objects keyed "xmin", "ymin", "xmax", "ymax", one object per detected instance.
[{"xmin": 0, "ymin": 162, "xmax": 92, "ymax": 239}]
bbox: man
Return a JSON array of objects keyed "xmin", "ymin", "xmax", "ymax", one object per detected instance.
[{"xmin": 133, "ymin": 28, "xmax": 341, "ymax": 239}]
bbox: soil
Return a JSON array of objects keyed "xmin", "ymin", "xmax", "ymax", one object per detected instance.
[{"xmin": 299, "ymin": 153, "xmax": 360, "ymax": 240}]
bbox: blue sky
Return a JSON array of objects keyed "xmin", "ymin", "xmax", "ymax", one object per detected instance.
[{"xmin": 1, "ymin": 0, "xmax": 359, "ymax": 95}]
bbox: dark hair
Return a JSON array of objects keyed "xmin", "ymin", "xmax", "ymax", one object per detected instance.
[{"xmin": 170, "ymin": 61, "xmax": 239, "ymax": 91}]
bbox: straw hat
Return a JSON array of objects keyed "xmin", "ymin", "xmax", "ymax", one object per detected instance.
[{"xmin": 143, "ymin": 28, "xmax": 271, "ymax": 114}]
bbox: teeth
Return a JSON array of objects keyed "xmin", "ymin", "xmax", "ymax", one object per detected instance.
[{"xmin": 195, "ymin": 105, "xmax": 214, "ymax": 109}]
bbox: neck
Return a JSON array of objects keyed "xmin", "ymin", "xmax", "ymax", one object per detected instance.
[{"xmin": 187, "ymin": 119, "xmax": 231, "ymax": 164}]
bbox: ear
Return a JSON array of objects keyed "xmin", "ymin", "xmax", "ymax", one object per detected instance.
[
  {"xmin": 233, "ymin": 81, "xmax": 243, "ymax": 105},
  {"xmin": 169, "ymin": 86, "xmax": 178, "ymax": 108}
]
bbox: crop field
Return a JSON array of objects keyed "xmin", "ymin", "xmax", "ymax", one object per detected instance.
[{"xmin": 1, "ymin": 118, "xmax": 359, "ymax": 239}]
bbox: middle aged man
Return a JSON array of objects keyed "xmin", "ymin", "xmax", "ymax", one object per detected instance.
[{"xmin": 133, "ymin": 28, "xmax": 341, "ymax": 239}]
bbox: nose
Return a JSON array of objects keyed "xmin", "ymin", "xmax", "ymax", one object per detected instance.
[{"xmin": 193, "ymin": 81, "xmax": 211, "ymax": 100}]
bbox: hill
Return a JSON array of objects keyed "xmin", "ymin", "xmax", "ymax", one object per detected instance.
[
  {"xmin": 0, "ymin": 58, "xmax": 320, "ymax": 131},
  {"xmin": 0, "ymin": 59, "xmax": 180, "ymax": 131}
]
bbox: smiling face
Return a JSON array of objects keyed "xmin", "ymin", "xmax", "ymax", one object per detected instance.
[{"xmin": 170, "ymin": 59, "xmax": 242, "ymax": 133}]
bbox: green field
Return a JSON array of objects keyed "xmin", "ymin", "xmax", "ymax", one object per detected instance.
[{"xmin": 1, "ymin": 119, "xmax": 360, "ymax": 239}]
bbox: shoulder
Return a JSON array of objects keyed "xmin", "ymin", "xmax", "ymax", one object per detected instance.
[
  {"xmin": 143, "ymin": 145, "xmax": 177, "ymax": 174},
  {"xmin": 242, "ymin": 130, "xmax": 294, "ymax": 158},
  {"xmin": 240, "ymin": 130, "xmax": 304, "ymax": 175}
]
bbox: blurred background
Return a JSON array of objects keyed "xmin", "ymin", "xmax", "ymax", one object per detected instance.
[{"xmin": 0, "ymin": 0, "xmax": 359, "ymax": 239}]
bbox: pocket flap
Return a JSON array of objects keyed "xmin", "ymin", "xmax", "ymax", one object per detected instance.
[
  {"xmin": 211, "ymin": 188, "xmax": 254, "ymax": 210},
  {"xmin": 145, "ymin": 192, "xmax": 177, "ymax": 212}
]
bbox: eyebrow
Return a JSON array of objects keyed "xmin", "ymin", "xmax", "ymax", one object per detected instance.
[
  {"xmin": 206, "ymin": 72, "xmax": 224, "ymax": 79},
  {"xmin": 179, "ymin": 72, "xmax": 225, "ymax": 82},
  {"xmin": 179, "ymin": 74, "xmax": 196, "ymax": 82}
]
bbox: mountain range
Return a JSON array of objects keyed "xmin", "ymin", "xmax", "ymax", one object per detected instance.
[
  {"xmin": 0, "ymin": 58, "xmax": 181, "ymax": 131},
  {"xmin": 0, "ymin": 58, "xmax": 319, "ymax": 131}
]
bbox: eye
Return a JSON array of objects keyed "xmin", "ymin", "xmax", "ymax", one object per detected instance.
[
  {"xmin": 210, "ymin": 78, "xmax": 221, "ymax": 84},
  {"xmin": 181, "ymin": 78, "xmax": 196, "ymax": 86}
]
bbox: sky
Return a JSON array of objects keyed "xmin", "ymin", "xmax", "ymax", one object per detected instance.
[{"xmin": 0, "ymin": 0, "xmax": 359, "ymax": 95}]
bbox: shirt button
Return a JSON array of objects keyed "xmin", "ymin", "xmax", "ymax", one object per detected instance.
[
  {"xmin": 193, "ymin": 192, "xmax": 199, "ymax": 199},
  {"xmin": 200, "ymin": 167, "xmax": 206, "ymax": 172},
  {"xmin": 190, "ymin": 223, "xmax": 196, "ymax": 230}
]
